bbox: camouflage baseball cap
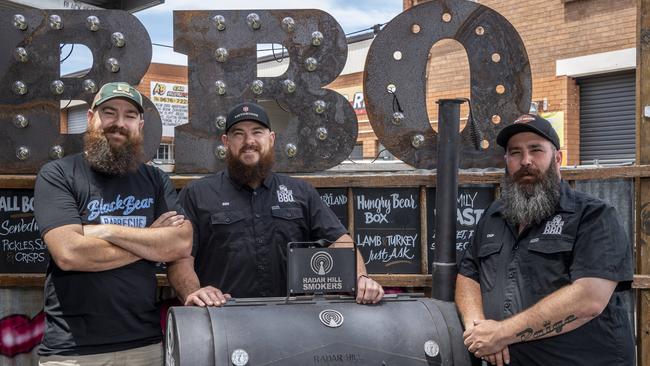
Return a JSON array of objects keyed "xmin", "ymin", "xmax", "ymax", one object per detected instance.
[{"xmin": 91, "ymin": 82, "xmax": 144, "ymax": 113}]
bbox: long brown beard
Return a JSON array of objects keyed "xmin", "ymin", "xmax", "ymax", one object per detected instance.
[
  {"xmin": 83, "ymin": 123, "xmax": 144, "ymax": 176},
  {"xmin": 226, "ymin": 143, "xmax": 275, "ymax": 186},
  {"xmin": 501, "ymin": 158, "xmax": 561, "ymax": 226}
]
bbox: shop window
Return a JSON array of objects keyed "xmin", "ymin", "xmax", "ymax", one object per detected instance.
[{"xmin": 154, "ymin": 143, "xmax": 174, "ymax": 164}]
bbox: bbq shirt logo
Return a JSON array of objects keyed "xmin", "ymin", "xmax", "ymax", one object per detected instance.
[
  {"xmin": 86, "ymin": 194, "xmax": 154, "ymax": 228},
  {"xmin": 543, "ymin": 215, "xmax": 564, "ymax": 235},
  {"xmin": 277, "ymin": 185, "xmax": 295, "ymax": 203}
]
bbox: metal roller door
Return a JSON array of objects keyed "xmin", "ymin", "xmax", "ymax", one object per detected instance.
[
  {"xmin": 578, "ymin": 71, "xmax": 636, "ymax": 165},
  {"xmin": 66, "ymin": 105, "xmax": 88, "ymax": 134}
]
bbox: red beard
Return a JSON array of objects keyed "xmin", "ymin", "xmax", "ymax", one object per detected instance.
[{"xmin": 83, "ymin": 123, "xmax": 144, "ymax": 176}]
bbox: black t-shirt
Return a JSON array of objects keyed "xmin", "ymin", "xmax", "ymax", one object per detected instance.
[
  {"xmin": 34, "ymin": 153, "xmax": 181, "ymax": 356},
  {"xmin": 459, "ymin": 180, "xmax": 634, "ymax": 365},
  {"xmin": 180, "ymin": 171, "xmax": 347, "ymax": 298}
]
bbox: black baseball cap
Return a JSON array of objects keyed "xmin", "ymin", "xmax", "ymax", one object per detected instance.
[
  {"xmin": 496, "ymin": 114, "xmax": 561, "ymax": 150},
  {"xmin": 225, "ymin": 102, "xmax": 271, "ymax": 132}
]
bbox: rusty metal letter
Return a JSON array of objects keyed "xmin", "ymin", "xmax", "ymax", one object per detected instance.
[
  {"xmin": 0, "ymin": 10, "xmax": 161, "ymax": 174},
  {"xmin": 173, "ymin": 10, "xmax": 357, "ymax": 173},
  {"xmin": 364, "ymin": 0, "xmax": 532, "ymax": 169}
]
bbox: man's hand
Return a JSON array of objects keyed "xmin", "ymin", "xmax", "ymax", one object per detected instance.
[
  {"xmin": 184, "ymin": 286, "xmax": 231, "ymax": 307},
  {"xmin": 464, "ymin": 319, "xmax": 509, "ymax": 358},
  {"xmin": 483, "ymin": 347, "xmax": 510, "ymax": 366},
  {"xmin": 151, "ymin": 211, "xmax": 185, "ymax": 228},
  {"xmin": 356, "ymin": 275, "xmax": 384, "ymax": 304}
]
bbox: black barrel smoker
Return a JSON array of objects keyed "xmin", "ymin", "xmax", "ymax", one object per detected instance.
[{"xmin": 166, "ymin": 294, "xmax": 470, "ymax": 366}]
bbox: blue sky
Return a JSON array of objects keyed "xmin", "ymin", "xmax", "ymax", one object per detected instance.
[{"xmin": 60, "ymin": 0, "xmax": 403, "ymax": 75}]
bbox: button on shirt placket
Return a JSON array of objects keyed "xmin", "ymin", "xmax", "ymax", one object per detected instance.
[
  {"xmin": 251, "ymin": 189, "xmax": 270, "ymax": 295},
  {"xmin": 503, "ymin": 236, "xmax": 521, "ymax": 317}
]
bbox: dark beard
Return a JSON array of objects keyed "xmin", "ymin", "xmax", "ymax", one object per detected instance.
[
  {"xmin": 226, "ymin": 144, "xmax": 274, "ymax": 186},
  {"xmin": 501, "ymin": 158, "xmax": 561, "ymax": 226},
  {"xmin": 83, "ymin": 124, "xmax": 144, "ymax": 176}
]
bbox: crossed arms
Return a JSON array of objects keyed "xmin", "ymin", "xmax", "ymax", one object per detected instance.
[{"xmin": 44, "ymin": 211, "xmax": 192, "ymax": 272}]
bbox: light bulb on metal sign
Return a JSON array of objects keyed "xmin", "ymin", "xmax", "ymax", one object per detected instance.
[
  {"xmin": 83, "ymin": 79, "xmax": 98, "ymax": 93},
  {"xmin": 14, "ymin": 47, "xmax": 28, "ymax": 63},
  {"xmin": 50, "ymin": 145, "xmax": 64, "ymax": 159},
  {"xmin": 212, "ymin": 14, "xmax": 226, "ymax": 31},
  {"xmin": 86, "ymin": 15, "xmax": 100, "ymax": 31},
  {"xmin": 50, "ymin": 80, "xmax": 65, "ymax": 95},
  {"xmin": 305, "ymin": 57, "xmax": 318, "ymax": 72},
  {"xmin": 13, "ymin": 81, "xmax": 27, "ymax": 95},
  {"xmin": 49, "ymin": 14, "xmax": 62, "ymax": 30},
  {"xmin": 106, "ymin": 58, "xmax": 120, "ymax": 73},
  {"xmin": 111, "ymin": 32, "xmax": 126, "ymax": 48},
  {"xmin": 215, "ymin": 80, "xmax": 226, "ymax": 95},
  {"xmin": 311, "ymin": 31, "xmax": 323, "ymax": 46},
  {"xmin": 247, "ymin": 13, "xmax": 261, "ymax": 30},
  {"xmin": 13, "ymin": 14, "xmax": 27, "ymax": 30},
  {"xmin": 286, "ymin": 143, "xmax": 297, "ymax": 158},
  {"xmin": 411, "ymin": 134, "xmax": 425, "ymax": 148},
  {"xmin": 282, "ymin": 17, "xmax": 295, "ymax": 32},
  {"xmin": 13, "ymin": 115, "xmax": 28, "ymax": 128},
  {"xmin": 16, "ymin": 146, "xmax": 29, "ymax": 161}
]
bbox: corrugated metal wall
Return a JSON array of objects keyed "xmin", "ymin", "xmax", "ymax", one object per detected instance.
[{"xmin": 66, "ymin": 105, "xmax": 87, "ymax": 134}]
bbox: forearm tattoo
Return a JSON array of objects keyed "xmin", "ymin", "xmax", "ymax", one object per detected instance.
[{"xmin": 516, "ymin": 314, "xmax": 577, "ymax": 341}]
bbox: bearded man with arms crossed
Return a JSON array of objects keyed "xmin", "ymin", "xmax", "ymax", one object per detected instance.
[{"xmin": 34, "ymin": 82, "xmax": 192, "ymax": 366}]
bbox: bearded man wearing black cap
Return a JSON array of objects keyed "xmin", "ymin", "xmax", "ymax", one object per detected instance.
[
  {"xmin": 34, "ymin": 82, "xmax": 192, "ymax": 365},
  {"xmin": 455, "ymin": 114, "xmax": 634, "ymax": 366},
  {"xmin": 168, "ymin": 102, "xmax": 384, "ymax": 306}
]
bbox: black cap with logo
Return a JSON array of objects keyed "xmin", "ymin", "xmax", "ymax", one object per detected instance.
[
  {"xmin": 496, "ymin": 114, "xmax": 561, "ymax": 150},
  {"xmin": 225, "ymin": 102, "xmax": 271, "ymax": 133}
]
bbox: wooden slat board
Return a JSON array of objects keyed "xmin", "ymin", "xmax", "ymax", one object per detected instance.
[{"xmin": 4, "ymin": 165, "xmax": 650, "ymax": 189}]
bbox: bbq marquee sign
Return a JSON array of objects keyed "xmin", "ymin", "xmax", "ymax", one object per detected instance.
[{"xmin": 0, "ymin": 0, "xmax": 531, "ymax": 174}]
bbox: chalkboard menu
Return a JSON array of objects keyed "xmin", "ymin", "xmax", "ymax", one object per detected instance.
[
  {"xmin": 318, "ymin": 188, "xmax": 349, "ymax": 229},
  {"xmin": 427, "ymin": 185, "xmax": 495, "ymax": 272},
  {"xmin": 353, "ymin": 188, "xmax": 420, "ymax": 274},
  {"xmin": 0, "ymin": 189, "xmax": 49, "ymax": 273}
]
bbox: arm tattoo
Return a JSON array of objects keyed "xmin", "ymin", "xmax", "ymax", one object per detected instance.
[{"xmin": 516, "ymin": 314, "xmax": 577, "ymax": 341}]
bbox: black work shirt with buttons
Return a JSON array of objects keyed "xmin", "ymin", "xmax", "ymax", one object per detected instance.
[
  {"xmin": 459, "ymin": 180, "xmax": 634, "ymax": 366},
  {"xmin": 179, "ymin": 171, "xmax": 347, "ymax": 298}
]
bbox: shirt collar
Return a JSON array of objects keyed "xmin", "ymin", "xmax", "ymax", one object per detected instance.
[{"xmin": 224, "ymin": 169, "xmax": 273, "ymax": 190}]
